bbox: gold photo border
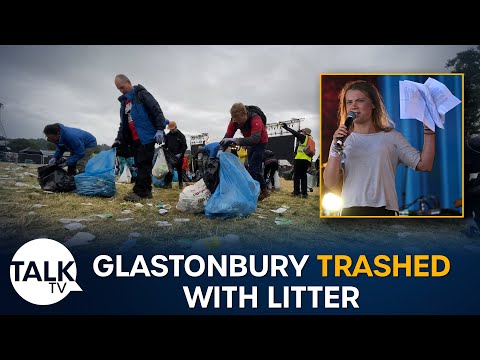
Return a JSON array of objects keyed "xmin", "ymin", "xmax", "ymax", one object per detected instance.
[{"xmin": 319, "ymin": 73, "xmax": 464, "ymax": 219}]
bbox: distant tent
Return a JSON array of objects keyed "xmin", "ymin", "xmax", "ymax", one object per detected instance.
[
  {"xmin": 18, "ymin": 147, "xmax": 44, "ymax": 164},
  {"xmin": 19, "ymin": 147, "xmax": 43, "ymax": 155}
]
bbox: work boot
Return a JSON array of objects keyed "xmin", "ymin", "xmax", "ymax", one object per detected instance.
[
  {"xmin": 178, "ymin": 183, "xmax": 183, "ymax": 190},
  {"xmin": 163, "ymin": 183, "xmax": 172, "ymax": 189},
  {"xmin": 258, "ymin": 188, "xmax": 270, "ymax": 201},
  {"xmin": 123, "ymin": 192, "xmax": 143, "ymax": 202},
  {"xmin": 124, "ymin": 192, "xmax": 152, "ymax": 202}
]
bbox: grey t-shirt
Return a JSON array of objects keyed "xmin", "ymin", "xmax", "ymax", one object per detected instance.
[{"xmin": 341, "ymin": 130, "xmax": 421, "ymax": 212}]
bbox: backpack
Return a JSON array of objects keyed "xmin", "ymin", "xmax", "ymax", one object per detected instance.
[
  {"xmin": 245, "ymin": 105, "xmax": 267, "ymax": 125},
  {"xmin": 304, "ymin": 135, "xmax": 316, "ymax": 157}
]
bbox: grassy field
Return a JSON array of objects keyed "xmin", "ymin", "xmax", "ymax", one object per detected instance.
[{"xmin": 0, "ymin": 162, "xmax": 477, "ymax": 254}]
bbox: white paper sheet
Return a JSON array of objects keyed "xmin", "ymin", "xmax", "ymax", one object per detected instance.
[{"xmin": 399, "ymin": 77, "xmax": 461, "ymax": 131}]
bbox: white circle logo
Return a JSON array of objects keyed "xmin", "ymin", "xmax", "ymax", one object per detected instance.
[{"xmin": 10, "ymin": 238, "xmax": 83, "ymax": 305}]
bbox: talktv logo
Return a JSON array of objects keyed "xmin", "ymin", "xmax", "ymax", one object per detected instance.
[{"xmin": 10, "ymin": 238, "xmax": 82, "ymax": 305}]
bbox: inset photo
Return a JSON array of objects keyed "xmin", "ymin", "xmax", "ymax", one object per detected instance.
[{"xmin": 320, "ymin": 74, "xmax": 463, "ymax": 218}]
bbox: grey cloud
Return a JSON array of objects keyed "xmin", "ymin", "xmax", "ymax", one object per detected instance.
[{"xmin": 0, "ymin": 45, "xmax": 475, "ymax": 146}]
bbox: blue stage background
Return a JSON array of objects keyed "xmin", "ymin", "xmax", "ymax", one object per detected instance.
[{"xmin": 378, "ymin": 75, "xmax": 463, "ymax": 213}]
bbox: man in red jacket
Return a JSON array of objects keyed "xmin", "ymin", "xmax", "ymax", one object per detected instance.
[{"xmin": 221, "ymin": 102, "xmax": 270, "ymax": 201}]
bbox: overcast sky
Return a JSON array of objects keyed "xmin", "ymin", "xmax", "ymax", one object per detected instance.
[{"xmin": 0, "ymin": 45, "xmax": 475, "ymax": 148}]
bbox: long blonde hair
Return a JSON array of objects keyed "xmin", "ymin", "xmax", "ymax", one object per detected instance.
[{"xmin": 337, "ymin": 80, "xmax": 394, "ymax": 131}]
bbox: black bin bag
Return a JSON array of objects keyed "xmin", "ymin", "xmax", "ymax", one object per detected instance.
[{"xmin": 37, "ymin": 165, "xmax": 76, "ymax": 192}]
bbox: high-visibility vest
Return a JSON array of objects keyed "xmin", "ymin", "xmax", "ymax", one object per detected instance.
[{"xmin": 295, "ymin": 136, "xmax": 312, "ymax": 161}]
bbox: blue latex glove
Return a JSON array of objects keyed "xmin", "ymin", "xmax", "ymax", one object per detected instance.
[
  {"xmin": 155, "ymin": 130, "xmax": 165, "ymax": 144},
  {"xmin": 48, "ymin": 158, "xmax": 57, "ymax": 166},
  {"xmin": 175, "ymin": 154, "xmax": 182, "ymax": 159},
  {"xmin": 164, "ymin": 119, "xmax": 170, "ymax": 125}
]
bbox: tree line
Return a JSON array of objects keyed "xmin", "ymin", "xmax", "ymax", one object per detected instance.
[
  {"xmin": 3, "ymin": 138, "xmax": 110, "ymax": 153},
  {"xmin": 446, "ymin": 45, "xmax": 480, "ymax": 136}
]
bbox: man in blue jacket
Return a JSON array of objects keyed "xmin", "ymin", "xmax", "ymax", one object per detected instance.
[
  {"xmin": 112, "ymin": 74, "xmax": 168, "ymax": 202},
  {"xmin": 43, "ymin": 123, "xmax": 98, "ymax": 175}
]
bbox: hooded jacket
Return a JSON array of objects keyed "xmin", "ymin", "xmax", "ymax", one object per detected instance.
[{"xmin": 115, "ymin": 84, "xmax": 167, "ymax": 145}]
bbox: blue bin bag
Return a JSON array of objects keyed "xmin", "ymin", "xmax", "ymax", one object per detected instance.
[
  {"xmin": 152, "ymin": 175, "xmax": 165, "ymax": 188},
  {"xmin": 153, "ymin": 170, "xmax": 177, "ymax": 186},
  {"xmin": 74, "ymin": 148, "xmax": 116, "ymax": 197},
  {"xmin": 204, "ymin": 152, "xmax": 260, "ymax": 218},
  {"xmin": 203, "ymin": 142, "xmax": 221, "ymax": 158}
]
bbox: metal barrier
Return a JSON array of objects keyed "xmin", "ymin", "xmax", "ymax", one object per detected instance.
[{"xmin": 0, "ymin": 151, "xmax": 56, "ymax": 165}]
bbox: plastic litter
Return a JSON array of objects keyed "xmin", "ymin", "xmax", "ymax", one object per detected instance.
[
  {"xmin": 59, "ymin": 218, "xmax": 91, "ymax": 224},
  {"xmin": 94, "ymin": 213, "xmax": 113, "ymax": 219},
  {"xmin": 271, "ymin": 206, "xmax": 288, "ymax": 214},
  {"xmin": 64, "ymin": 222, "xmax": 86, "ymax": 231},
  {"xmin": 156, "ymin": 203, "xmax": 172, "ymax": 209},
  {"xmin": 15, "ymin": 182, "xmax": 29, "ymax": 187},
  {"xmin": 118, "ymin": 166, "xmax": 132, "ymax": 183},
  {"xmin": 274, "ymin": 217, "xmax": 293, "ymax": 225}
]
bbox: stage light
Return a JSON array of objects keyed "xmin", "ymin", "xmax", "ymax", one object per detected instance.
[{"xmin": 322, "ymin": 192, "xmax": 343, "ymax": 215}]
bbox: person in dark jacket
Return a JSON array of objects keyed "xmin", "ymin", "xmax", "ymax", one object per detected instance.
[
  {"xmin": 465, "ymin": 133, "xmax": 480, "ymax": 235},
  {"xmin": 191, "ymin": 146, "xmax": 206, "ymax": 181},
  {"xmin": 163, "ymin": 120, "xmax": 188, "ymax": 189},
  {"xmin": 281, "ymin": 123, "xmax": 313, "ymax": 198},
  {"xmin": 263, "ymin": 149, "xmax": 279, "ymax": 191},
  {"xmin": 112, "ymin": 74, "xmax": 168, "ymax": 202},
  {"xmin": 43, "ymin": 123, "xmax": 98, "ymax": 175},
  {"xmin": 220, "ymin": 102, "xmax": 270, "ymax": 201}
]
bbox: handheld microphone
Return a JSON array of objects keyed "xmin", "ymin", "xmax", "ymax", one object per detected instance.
[{"xmin": 336, "ymin": 111, "xmax": 357, "ymax": 149}]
